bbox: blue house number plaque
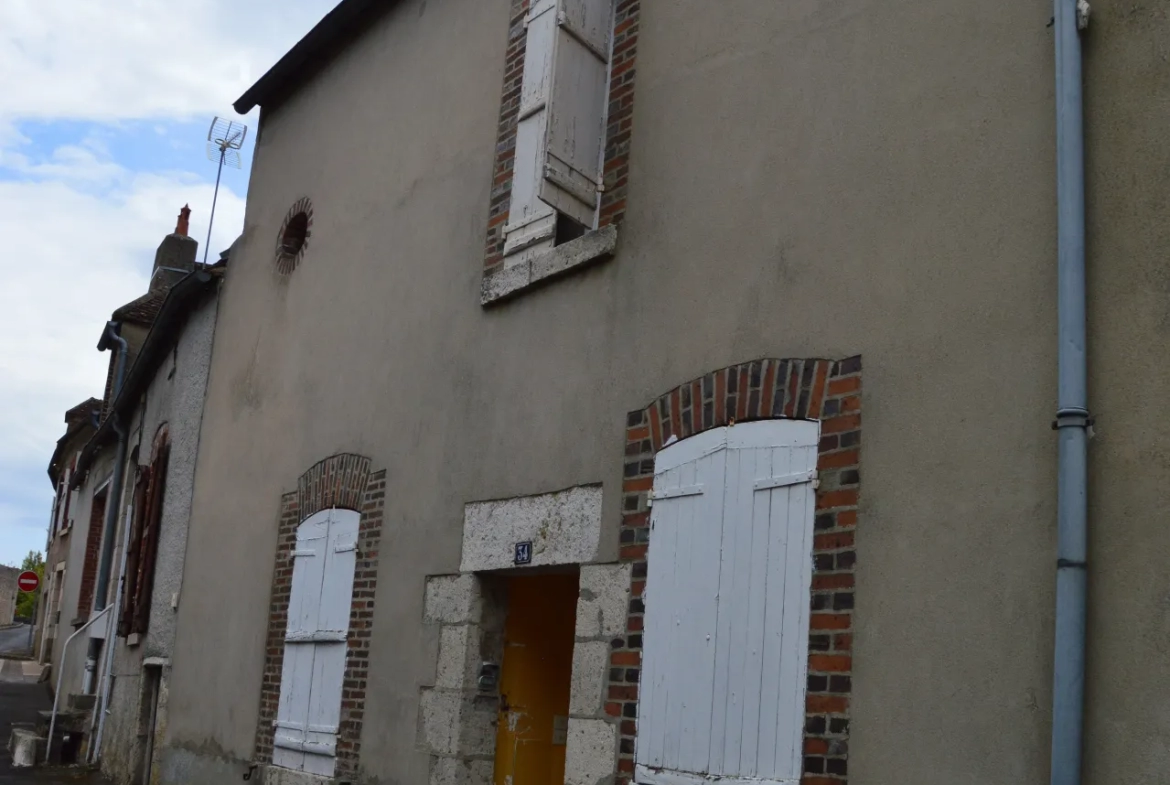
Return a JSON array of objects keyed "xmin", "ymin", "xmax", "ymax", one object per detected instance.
[{"xmin": 514, "ymin": 541, "xmax": 533, "ymax": 565}]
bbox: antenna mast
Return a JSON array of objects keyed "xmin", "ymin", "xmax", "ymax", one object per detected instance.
[{"xmin": 203, "ymin": 117, "xmax": 248, "ymax": 267}]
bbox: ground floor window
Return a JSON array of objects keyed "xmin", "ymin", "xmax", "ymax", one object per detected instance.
[
  {"xmin": 273, "ymin": 508, "xmax": 360, "ymax": 778},
  {"xmin": 637, "ymin": 420, "xmax": 818, "ymax": 785}
]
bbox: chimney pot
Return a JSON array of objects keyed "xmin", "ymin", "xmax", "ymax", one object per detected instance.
[{"xmin": 176, "ymin": 204, "xmax": 191, "ymax": 237}]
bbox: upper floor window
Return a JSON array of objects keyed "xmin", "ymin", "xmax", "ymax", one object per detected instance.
[
  {"xmin": 501, "ymin": 0, "xmax": 612, "ymax": 268},
  {"xmin": 119, "ymin": 427, "xmax": 170, "ymax": 640}
]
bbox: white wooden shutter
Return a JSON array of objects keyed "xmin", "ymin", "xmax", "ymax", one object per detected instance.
[
  {"xmin": 503, "ymin": 0, "xmax": 612, "ymax": 264},
  {"xmin": 274, "ymin": 509, "xmax": 359, "ymax": 776},
  {"xmin": 637, "ymin": 421, "xmax": 819, "ymax": 785},
  {"xmin": 302, "ymin": 509, "xmax": 359, "ymax": 777},
  {"xmin": 53, "ymin": 467, "xmax": 72, "ymax": 535},
  {"xmin": 274, "ymin": 512, "xmax": 329, "ymax": 772}
]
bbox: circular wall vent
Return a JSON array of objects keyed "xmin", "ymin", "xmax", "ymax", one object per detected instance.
[{"xmin": 275, "ymin": 197, "xmax": 313, "ymax": 274}]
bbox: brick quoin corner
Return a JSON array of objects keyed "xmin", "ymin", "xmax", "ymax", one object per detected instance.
[
  {"xmin": 612, "ymin": 357, "xmax": 861, "ymax": 785},
  {"xmin": 253, "ymin": 453, "xmax": 385, "ymax": 779},
  {"xmin": 481, "ymin": 0, "xmax": 641, "ymax": 273}
]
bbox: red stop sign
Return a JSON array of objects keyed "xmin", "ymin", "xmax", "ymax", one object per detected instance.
[{"xmin": 17, "ymin": 571, "xmax": 39, "ymax": 593}]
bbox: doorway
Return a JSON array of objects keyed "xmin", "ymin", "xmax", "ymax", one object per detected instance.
[
  {"xmin": 493, "ymin": 572, "xmax": 579, "ymax": 785},
  {"xmin": 138, "ymin": 665, "xmax": 161, "ymax": 785}
]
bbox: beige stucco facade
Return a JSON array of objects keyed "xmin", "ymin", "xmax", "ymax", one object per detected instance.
[
  {"xmin": 163, "ymin": 1, "xmax": 1170, "ymax": 785},
  {"xmin": 0, "ymin": 566, "xmax": 18, "ymax": 626}
]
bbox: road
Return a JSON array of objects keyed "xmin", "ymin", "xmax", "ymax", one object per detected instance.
[{"xmin": 0, "ymin": 625, "xmax": 32, "ymax": 657}]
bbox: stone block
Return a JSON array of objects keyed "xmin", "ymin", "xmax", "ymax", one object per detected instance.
[
  {"xmin": 575, "ymin": 564, "xmax": 632, "ymax": 639},
  {"xmin": 430, "ymin": 756, "xmax": 494, "ymax": 785},
  {"xmin": 569, "ymin": 640, "xmax": 610, "ymax": 717},
  {"xmin": 419, "ymin": 689, "xmax": 461, "ymax": 756},
  {"xmin": 564, "ymin": 718, "xmax": 617, "ymax": 785},
  {"xmin": 435, "ymin": 624, "xmax": 479, "ymax": 689},
  {"xmin": 461, "ymin": 486, "xmax": 603, "ymax": 572},
  {"xmin": 419, "ymin": 690, "xmax": 498, "ymax": 757},
  {"xmin": 425, "ymin": 575, "xmax": 482, "ymax": 625}
]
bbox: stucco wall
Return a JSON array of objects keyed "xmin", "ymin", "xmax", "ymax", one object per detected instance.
[
  {"xmin": 101, "ymin": 293, "xmax": 220, "ymax": 785},
  {"xmin": 54, "ymin": 449, "xmax": 117, "ymax": 702},
  {"xmin": 166, "ymin": 1, "xmax": 1170, "ymax": 784},
  {"xmin": 0, "ymin": 566, "xmax": 18, "ymax": 625}
]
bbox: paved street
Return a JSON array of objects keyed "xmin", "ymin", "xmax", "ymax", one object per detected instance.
[
  {"xmin": 0, "ymin": 627, "xmax": 31, "ymax": 658},
  {"xmin": 0, "ymin": 658, "xmax": 109, "ymax": 785}
]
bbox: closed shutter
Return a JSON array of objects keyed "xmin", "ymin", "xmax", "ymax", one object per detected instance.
[
  {"xmin": 503, "ymin": 0, "xmax": 612, "ymax": 263},
  {"xmin": 132, "ymin": 442, "xmax": 169, "ymax": 635},
  {"xmin": 117, "ymin": 468, "xmax": 151, "ymax": 638},
  {"xmin": 637, "ymin": 421, "xmax": 819, "ymax": 785},
  {"xmin": 274, "ymin": 509, "xmax": 360, "ymax": 776},
  {"xmin": 55, "ymin": 462, "xmax": 74, "ymax": 535}
]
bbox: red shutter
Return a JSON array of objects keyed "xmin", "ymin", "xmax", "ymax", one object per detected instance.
[
  {"xmin": 132, "ymin": 442, "xmax": 169, "ymax": 635},
  {"xmin": 118, "ymin": 468, "xmax": 151, "ymax": 638}
]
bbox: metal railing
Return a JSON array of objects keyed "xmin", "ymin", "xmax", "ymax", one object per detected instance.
[{"xmin": 46, "ymin": 605, "xmax": 111, "ymax": 763}]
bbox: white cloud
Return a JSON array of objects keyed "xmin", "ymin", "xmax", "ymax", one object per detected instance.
[
  {"xmin": 0, "ymin": 149, "xmax": 245, "ymax": 454},
  {"xmin": 0, "ymin": 0, "xmax": 338, "ymax": 122},
  {"xmin": 0, "ymin": 0, "xmax": 337, "ymax": 564},
  {"xmin": 0, "ymin": 136, "xmax": 244, "ymax": 565}
]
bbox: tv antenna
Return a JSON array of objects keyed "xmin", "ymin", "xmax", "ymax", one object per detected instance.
[{"xmin": 202, "ymin": 116, "xmax": 248, "ymax": 266}]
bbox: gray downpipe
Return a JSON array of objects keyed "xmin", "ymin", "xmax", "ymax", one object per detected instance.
[
  {"xmin": 1051, "ymin": 0, "xmax": 1090, "ymax": 784},
  {"xmin": 90, "ymin": 445, "xmax": 135, "ymax": 764}
]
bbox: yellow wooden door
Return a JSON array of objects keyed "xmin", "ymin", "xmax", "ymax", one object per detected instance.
[{"xmin": 494, "ymin": 573, "xmax": 579, "ymax": 785}]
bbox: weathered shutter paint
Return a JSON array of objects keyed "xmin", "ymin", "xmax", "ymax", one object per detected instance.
[
  {"xmin": 637, "ymin": 421, "xmax": 818, "ymax": 785},
  {"xmin": 503, "ymin": 0, "xmax": 612, "ymax": 263},
  {"xmin": 274, "ymin": 509, "xmax": 360, "ymax": 776},
  {"xmin": 539, "ymin": 0, "xmax": 611, "ymax": 227},
  {"xmin": 133, "ymin": 442, "xmax": 169, "ymax": 635}
]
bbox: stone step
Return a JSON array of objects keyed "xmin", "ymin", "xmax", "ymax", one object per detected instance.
[{"xmin": 36, "ymin": 709, "xmax": 88, "ymax": 735}]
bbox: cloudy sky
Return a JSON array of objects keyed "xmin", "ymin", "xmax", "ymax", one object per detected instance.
[{"xmin": 0, "ymin": 0, "xmax": 338, "ymax": 566}]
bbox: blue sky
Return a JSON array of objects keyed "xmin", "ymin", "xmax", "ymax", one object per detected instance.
[{"xmin": 0, "ymin": 0, "xmax": 338, "ymax": 566}]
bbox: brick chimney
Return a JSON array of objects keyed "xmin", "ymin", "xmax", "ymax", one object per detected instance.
[{"xmin": 150, "ymin": 205, "xmax": 199, "ymax": 291}]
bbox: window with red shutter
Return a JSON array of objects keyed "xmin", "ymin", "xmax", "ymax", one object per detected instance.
[
  {"xmin": 119, "ymin": 427, "xmax": 170, "ymax": 640},
  {"xmin": 118, "ymin": 468, "xmax": 151, "ymax": 638},
  {"xmin": 132, "ymin": 441, "xmax": 168, "ymax": 635}
]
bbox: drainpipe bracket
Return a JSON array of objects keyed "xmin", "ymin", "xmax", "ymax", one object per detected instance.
[
  {"xmin": 1076, "ymin": 0, "xmax": 1091, "ymax": 31},
  {"xmin": 1052, "ymin": 407, "xmax": 1092, "ymax": 430}
]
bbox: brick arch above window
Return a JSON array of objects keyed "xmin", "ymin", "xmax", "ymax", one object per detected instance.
[
  {"xmin": 296, "ymin": 453, "xmax": 372, "ymax": 519},
  {"xmin": 613, "ymin": 356, "xmax": 862, "ymax": 785}
]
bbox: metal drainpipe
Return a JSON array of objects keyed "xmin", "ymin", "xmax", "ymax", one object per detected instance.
[
  {"xmin": 1051, "ymin": 0, "xmax": 1090, "ymax": 784},
  {"xmin": 90, "ymin": 445, "xmax": 135, "ymax": 765}
]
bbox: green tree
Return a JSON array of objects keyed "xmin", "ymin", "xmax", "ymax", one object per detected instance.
[{"xmin": 14, "ymin": 550, "xmax": 45, "ymax": 619}]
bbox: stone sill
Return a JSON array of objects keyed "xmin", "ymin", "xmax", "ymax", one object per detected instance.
[{"xmin": 481, "ymin": 225, "xmax": 617, "ymax": 306}]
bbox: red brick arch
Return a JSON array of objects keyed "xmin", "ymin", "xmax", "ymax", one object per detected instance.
[
  {"xmin": 612, "ymin": 357, "xmax": 861, "ymax": 785},
  {"xmin": 254, "ymin": 453, "xmax": 385, "ymax": 779}
]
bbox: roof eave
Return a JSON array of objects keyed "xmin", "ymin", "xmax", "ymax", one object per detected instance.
[
  {"xmin": 233, "ymin": 0, "xmax": 394, "ymax": 114},
  {"xmin": 71, "ymin": 270, "xmax": 222, "ymax": 487}
]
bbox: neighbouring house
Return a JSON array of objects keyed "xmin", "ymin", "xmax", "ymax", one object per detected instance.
[
  {"xmin": 44, "ymin": 209, "xmax": 218, "ymax": 775},
  {"xmin": 73, "ymin": 259, "xmax": 225, "ymax": 785},
  {"xmin": 155, "ymin": 2, "xmax": 1170, "ymax": 785},
  {"xmin": 0, "ymin": 566, "xmax": 18, "ymax": 626},
  {"xmin": 38, "ymin": 397, "xmax": 103, "ymax": 664}
]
